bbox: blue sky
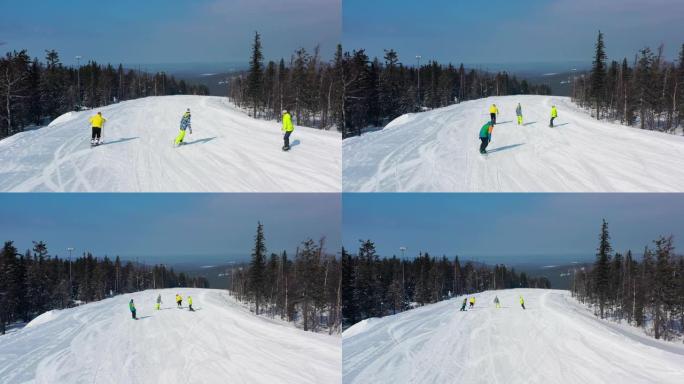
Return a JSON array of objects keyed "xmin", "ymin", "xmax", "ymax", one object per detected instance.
[
  {"xmin": 0, "ymin": 0, "xmax": 340, "ymax": 64},
  {"xmin": 0, "ymin": 194, "xmax": 341, "ymax": 263},
  {"xmin": 343, "ymin": 194, "xmax": 684, "ymax": 263},
  {"xmin": 343, "ymin": 0, "xmax": 684, "ymax": 65}
]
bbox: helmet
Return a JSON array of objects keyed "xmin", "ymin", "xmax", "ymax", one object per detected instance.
[{"xmin": 282, "ymin": 109, "xmax": 288, "ymax": 114}]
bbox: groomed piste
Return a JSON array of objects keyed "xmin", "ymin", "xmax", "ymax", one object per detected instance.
[
  {"xmin": 343, "ymin": 95, "xmax": 684, "ymax": 192},
  {"xmin": 0, "ymin": 288, "xmax": 340, "ymax": 384},
  {"xmin": 0, "ymin": 95, "xmax": 341, "ymax": 192},
  {"xmin": 342, "ymin": 288, "xmax": 684, "ymax": 384}
]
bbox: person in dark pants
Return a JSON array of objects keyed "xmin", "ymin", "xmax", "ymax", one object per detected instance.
[
  {"xmin": 520, "ymin": 295, "xmax": 526, "ymax": 310},
  {"xmin": 282, "ymin": 109, "xmax": 294, "ymax": 150},
  {"xmin": 129, "ymin": 299, "xmax": 137, "ymax": 320},
  {"xmin": 479, "ymin": 121, "xmax": 494, "ymax": 154},
  {"xmin": 188, "ymin": 296, "xmax": 194, "ymax": 312},
  {"xmin": 489, "ymin": 104, "xmax": 499, "ymax": 125},
  {"xmin": 549, "ymin": 105, "xmax": 558, "ymax": 127},
  {"xmin": 89, "ymin": 112, "xmax": 107, "ymax": 145},
  {"xmin": 460, "ymin": 297, "xmax": 468, "ymax": 311}
]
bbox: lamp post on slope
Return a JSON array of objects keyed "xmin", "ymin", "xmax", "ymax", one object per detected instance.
[
  {"xmin": 416, "ymin": 55, "xmax": 422, "ymax": 108},
  {"xmin": 75, "ymin": 56, "xmax": 82, "ymax": 107},
  {"xmin": 67, "ymin": 247, "xmax": 74, "ymax": 300}
]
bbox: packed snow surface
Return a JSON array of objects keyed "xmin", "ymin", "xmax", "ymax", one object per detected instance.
[
  {"xmin": 343, "ymin": 95, "xmax": 684, "ymax": 192},
  {"xmin": 0, "ymin": 288, "xmax": 341, "ymax": 384},
  {"xmin": 343, "ymin": 289, "xmax": 684, "ymax": 384},
  {"xmin": 24, "ymin": 310, "xmax": 59, "ymax": 329},
  {"xmin": 0, "ymin": 96, "xmax": 341, "ymax": 192}
]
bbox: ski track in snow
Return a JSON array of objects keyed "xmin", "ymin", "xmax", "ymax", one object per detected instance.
[
  {"xmin": 343, "ymin": 95, "xmax": 684, "ymax": 192},
  {"xmin": 342, "ymin": 289, "xmax": 684, "ymax": 384},
  {"xmin": 0, "ymin": 96, "xmax": 341, "ymax": 192},
  {"xmin": 0, "ymin": 288, "xmax": 341, "ymax": 384}
]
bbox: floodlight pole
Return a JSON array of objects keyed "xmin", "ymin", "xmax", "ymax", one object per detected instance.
[
  {"xmin": 416, "ymin": 56, "xmax": 422, "ymax": 107},
  {"xmin": 67, "ymin": 247, "xmax": 74, "ymax": 299},
  {"xmin": 75, "ymin": 56, "xmax": 82, "ymax": 106}
]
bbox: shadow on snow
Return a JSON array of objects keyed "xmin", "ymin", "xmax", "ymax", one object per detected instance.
[
  {"xmin": 182, "ymin": 137, "xmax": 217, "ymax": 146},
  {"xmin": 487, "ymin": 143, "xmax": 525, "ymax": 153}
]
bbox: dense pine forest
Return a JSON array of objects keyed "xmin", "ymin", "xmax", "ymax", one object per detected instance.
[
  {"xmin": 227, "ymin": 222, "xmax": 342, "ymax": 334},
  {"xmin": 0, "ymin": 49, "xmax": 210, "ymax": 140},
  {"xmin": 229, "ymin": 32, "xmax": 551, "ymax": 138},
  {"xmin": 0, "ymin": 240, "xmax": 209, "ymax": 335},
  {"xmin": 341, "ymin": 240, "xmax": 551, "ymax": 328},
  {"xmin": 573, "ymin": 31, "xmax": 684, "ymax": 133},
  {"xmin": 572, "ymin": 220, "xmax": 684, "ymax": 341}
]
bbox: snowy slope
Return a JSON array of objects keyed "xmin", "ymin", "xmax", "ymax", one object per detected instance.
[
  {"xmin": 0, "ymin": 96, "xmax": 341, "ymax": 192},
  {"xmin": 343, "ymin": 95, "xmax": 684, "ymax": 192},
  {"xmin": 0, "ymin": 288, "xmax": 340, "ymax": 384},
  {"xmin": 343, "ymin": 289, "xmax": 684, "ymax": 384}
]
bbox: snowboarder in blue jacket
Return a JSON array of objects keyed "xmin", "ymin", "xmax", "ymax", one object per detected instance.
[{"xmin": 174, "ymin": 109, "xmax": 192, "ymax": 146}]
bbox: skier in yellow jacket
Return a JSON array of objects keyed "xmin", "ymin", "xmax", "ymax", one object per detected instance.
[
  {"xmin": 188, "ymin": 296, "xmax": 194, "ymax": 312},
  {"xmin": 89, "ymin": 112, "xmax": 107, "ymax": 146},
  {"xmin": 489, "ymin": 104, "xmax": 499, "ymax": 124},
  {"xmin": 520, "ymin": 295, "xmax": 526, "ymax": 310},
  {"xmin": 282, "ymin": 109, "xmax": 294, "ymax": 151}
]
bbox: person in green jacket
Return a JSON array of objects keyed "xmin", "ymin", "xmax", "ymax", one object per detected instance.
[
  {"xmin": 550, "ymin": 106, "xmax": 558, "ymax": 127},
  {"xmin": 479, "ymin": 121, "xmax": 494, "ymax": 154},
  {"xmin": 188, "ymin": 296, "xmax": 195, "ymax": 312},
  {"xmin": 282, "ymin": 109, "xmax": 294, "ymax": 151},
  {"xmin": 520, "ymin": 295, "xmax": 526, "ymax": 310},
  {"xmin": 460, "ymin": 297, "xmax": 467, "ymax": 311},
  {"xmin": 516, "ymin": 103, "xmax": 523, "ymax": 125},
  {"xmin": 129, "ymin": 299, "xmax": 137, "ymax": 320}
]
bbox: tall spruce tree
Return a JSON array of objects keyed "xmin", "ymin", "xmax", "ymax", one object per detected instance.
[
  {"xmin": 246, "ymin": 31, "xmax": 264, "ymax": 118},
  {"xmin": 249, "ymin": 222, "xmax": 267, "ymax": 315},
  {"xmin": 354, "ymin": 240, "xmax": 382, "ymax": 319},
  {"xmin": 594, "ymin": 219, "xmax": 612, "ymax": 319},
  {"xmin": 0, "ymin": 241, "xmax": 21, "ymax": 334},
  {"xmin": 590, "ymin": 31, "xmax": 607, "ymax": 120},
  {"xmin": 652, "ymin": 236, "xmax": 675, "ymax": 339},
  {"xmin": 676, "ymin": 44, "xmax": 684, "ymax": 128}
]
